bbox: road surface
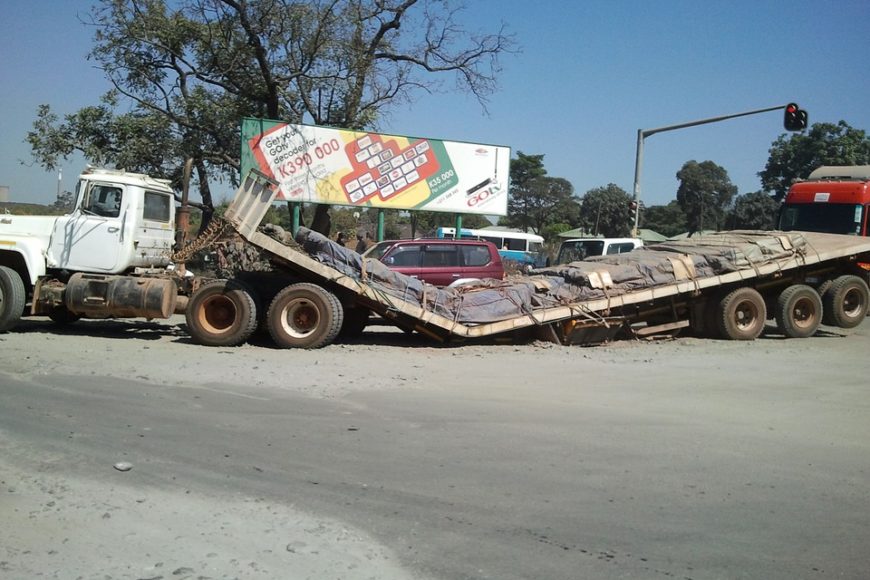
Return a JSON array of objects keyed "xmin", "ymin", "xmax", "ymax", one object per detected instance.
[{"xmin": 1, "ymin": 316, "xmax": 868, "ymax": 579}]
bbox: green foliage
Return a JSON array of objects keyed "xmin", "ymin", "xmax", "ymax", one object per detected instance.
[
  {"xmin": 641, "ymin": 201, "xmax": 687, "ymax": 238},
  {"xmin": 578, "ymin": 183, "xmax": 633, "ymax": 237},
  {"xmin": 676, "ymin": 160, "xmax": 737, "ymax": 233},
  {"xmin": 505, "ymin": 152, "xmax": 579, "ymax": 237},
  {"xmin": 0, "ymin": 202, "xmax": 66, "ymax": 216},
  {"xmin": 760, "ymin": 121, "xmax": 870, "ymax": 201},
  {"xmin": 50, "ymin": 190, "xmax": 76, "ymax": 213},
  {"xmin": 28, "ymin": 0, "xmax": 515, "ymax": 213},
  {"xmin": 725, "ymin": 191, "xmax": 778, "ymax": 230}
]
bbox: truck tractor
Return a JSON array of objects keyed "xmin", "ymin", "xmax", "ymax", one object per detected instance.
[{"xmin": 0, "ymin": 167, "xmax": 191, "ymax": 332}]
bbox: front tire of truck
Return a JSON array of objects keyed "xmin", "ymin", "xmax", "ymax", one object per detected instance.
[
  {"xmin": 717, "ymin": 287, "xmax": 766, "ymax": 340},
  {"xmin": 0, "ymin": 265, "xmax": 26, "ymax": 332},
  {"xmin": 822, "ymin": 275, "xmax": 869, "ymax": 329},
  {"xmin": 266, "ymin": 283, "xmax": 343, "ymax": 349},
  {"xmin": 186, "ymin": 280, "xmax": 258, "ymax": 346},
  {"xmin": 775, "ymin": 284, "xmax": 822, "ymax": 338}
]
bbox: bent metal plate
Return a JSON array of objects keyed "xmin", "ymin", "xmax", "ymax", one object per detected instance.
[{"xmin": 242, "ymin": 118, "xmax": 510, "ymax": 216}]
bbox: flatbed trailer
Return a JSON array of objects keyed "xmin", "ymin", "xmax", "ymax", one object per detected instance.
[{"xmin": 186, "ymin": 172, "xmax": 870, "ymax": 348}]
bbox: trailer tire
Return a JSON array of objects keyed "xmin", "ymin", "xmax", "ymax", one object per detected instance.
[
  {"xmin": 775, "ymin": 284, "xmax": 822, "ymax": 338},
  {"xmin": 716, "ymin": 287, "xmax": 766, "ymax": 340},
  {"xmin": 0, "ymin": 265, "xmax": 26, "ymax": 332},
  {"xmin": 186, "ymin": 279, "xmax": 258, "ymax": 346},
  {"xmin": 822, "ymin": 275, "xmax": 869, "ymax": 328},
  {"xmin": 266, "ymin": 283, "xmax": 343, "ymax": 349}
]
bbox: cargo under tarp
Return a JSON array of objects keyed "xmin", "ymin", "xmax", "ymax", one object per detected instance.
[{"xmin": 288, "ymin": 227, "xmax": 813, "ymax": 326}]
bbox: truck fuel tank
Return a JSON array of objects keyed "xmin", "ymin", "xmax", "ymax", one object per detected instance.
[{"xmin": 65, "ymin": 273, "xmax": 178, "ymax": 319}]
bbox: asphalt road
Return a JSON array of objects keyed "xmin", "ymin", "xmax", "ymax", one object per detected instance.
[{"xmin": 1, "ymin": 317, "xmax": 869, "ymax": 579}]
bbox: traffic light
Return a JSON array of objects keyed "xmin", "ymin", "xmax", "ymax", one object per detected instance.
[
  {"xmin": 628, "ymin": 199, "xmax": 639, "ymax": 220},
  {"xmin": 784, "ymin": 103, "xmax": 808, "ymax": 131}
]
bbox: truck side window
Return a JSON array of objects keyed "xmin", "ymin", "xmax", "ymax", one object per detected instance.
[
  {"xmin": 608, "ymin": 243, "xmax": 636, "ymax": 255},
  {"xmin": 144, "ymin": 191, "xmax": 171, "ymax": 222},
  {"xmin": 84, "ymin": 185, "xmax": 123, "ymax": 218}
]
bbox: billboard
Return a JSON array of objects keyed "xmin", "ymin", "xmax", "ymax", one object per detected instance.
[{"xmin": 241, "ymin": 118, "xmax": 509, "ymax": 216}]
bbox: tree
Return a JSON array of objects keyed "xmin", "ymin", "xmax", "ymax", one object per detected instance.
[
  {"xmin": 676, "ymin": 160, "xmax": 737, "ymax": 233},
  {"xmin": 407, "ymin": 210, "xmax": 490, "ymax": 238},
  {"xmin": 504, "ymin": 152, "xmax": 579, "ymax": 236},
  {"xmin": 727, "ymin": 191, "xmax": 778, "ymax": 230},
  {"xmin": 578, "ymin": 183, "xmax": 633, "ymax": 238},
  {"xmin": 760, "ymin": 121, "xmax": 870, "ymax": 201},
  {"xmin": 642, "ymin": 201, "xmax": 686, "ymax": 238},
  {"xmin": 505, "ymin": 151, "xmax": 547, "ymax": 232},
  {"xmin": 27, "ymin": 0, "xmax": 515, "ymax": 225}
]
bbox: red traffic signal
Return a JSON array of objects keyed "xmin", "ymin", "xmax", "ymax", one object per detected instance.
[{"xmin": 784, "ymin": 103, "xmax": 808, "ymax": 131}]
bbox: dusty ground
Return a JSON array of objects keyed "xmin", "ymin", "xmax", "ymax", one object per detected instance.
[{"xmin": 1, "ymin": 315, "xmax": 869, "ymax": 579}]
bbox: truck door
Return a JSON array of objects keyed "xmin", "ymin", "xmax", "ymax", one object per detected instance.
[{"xmin": 47, "ymin": 182, "xmax": 126, "ymax": 273}]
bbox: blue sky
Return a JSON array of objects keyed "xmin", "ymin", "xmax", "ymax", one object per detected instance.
[{"xmin": 2, "ymin": 0, "xmax": 869, "ymax": 208}]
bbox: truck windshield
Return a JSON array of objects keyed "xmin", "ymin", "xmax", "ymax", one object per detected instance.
[{"xmin": 779, "ymin": 203, "xmax": 865, "ymax": 236}]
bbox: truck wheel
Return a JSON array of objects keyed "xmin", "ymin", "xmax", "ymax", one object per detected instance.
[
  {"xmin": 717, "ymin": 287, "xmax": 766, "ymax": 340},
  {"xmin": 0, "ymin": 265, "xmax": 26, "ymax": 332},
  {"xmin": 186, "ymin": 279, "xmax": 258, "ymax": 346},
  {"xmin": 775, "ymin": 284, "xmax": 822, "ymax": 338},
  {"xmin": 822, "ymin": 275, "xmax": 869, "ymax": 328},
  {"xmin": 266, "ymin": 283, "xmax": 343, "ymax": 349},
  {"xmin": 338, "ymin": 306, "xmax": 370, "ymax": 338}
]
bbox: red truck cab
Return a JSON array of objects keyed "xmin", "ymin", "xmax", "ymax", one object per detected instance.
[{"xmin": 779, "ymin": 166, "xmax": 870, "ymax": 236}]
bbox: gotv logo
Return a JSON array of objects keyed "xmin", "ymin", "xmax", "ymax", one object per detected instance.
[{"xmin": 466, "ymin": 180, "xmax": 502, "ymax": 207}]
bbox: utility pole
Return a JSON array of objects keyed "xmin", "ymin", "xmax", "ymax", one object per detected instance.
[{"xmin": 632, "ymin": 103, "xmax": 792, "ymax": 237}]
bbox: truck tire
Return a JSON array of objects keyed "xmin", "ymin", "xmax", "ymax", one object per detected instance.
[
  {"xmin": 775, "ymin": 284, "xmax": 822, "ymax": 338},
  {"xmin": 0, "ymin": 265, "xmax": 26, "ymax": 332},
  {"xmin": 186, "ymin": 279, "xmax": 258, "ymax": 346},
  {"xmin": 716, "ymin": 287, "xmax": 766, "ymax": 340},
  {"xmin": 266, "ymin": 283, "xmax": 343, "ymax": 349},
  {"xmin": 822, "ymin": 275, "xmax": 869, "ymax": 328}
]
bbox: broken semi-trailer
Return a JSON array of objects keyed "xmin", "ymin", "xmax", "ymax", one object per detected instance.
[
  {"xmin": 195, "ymin": 171, "xmax": 870, "ymax": 346},
  {"xmin": 1, "ymin": 169, "xmax": 869, "ymax": 348}
]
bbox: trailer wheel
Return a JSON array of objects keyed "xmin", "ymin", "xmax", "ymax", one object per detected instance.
[
  {"xmin": 186, "ymin": 279, "xmax": 258, "ymax": 346},
  {"xmin": 0, "ymin": 265, "xmax": 26, "ymax": 332},
  {"xmin": 266, "ymin": 283, "xmax": 343, "ymax": 349},
  {"xmin": 717, "ymin": 287, "xmax": 766, "ymax": 340},
  {"xmin": 775, "ymin": 284, "xmax": 822, "ymax": 338},
  {"xmin": 822, "ymin": 275, "xmax": 869, "ymax": 328}
]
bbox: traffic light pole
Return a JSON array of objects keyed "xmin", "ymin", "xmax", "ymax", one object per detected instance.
[{"xmin": 631, "ymin": 103, "xmax": 790, "ymax": 237}]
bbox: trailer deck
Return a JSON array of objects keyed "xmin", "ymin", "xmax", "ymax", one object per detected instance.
[{"xmin": 222, "ymin": 172, "xmax": 870, "ymax": 344}]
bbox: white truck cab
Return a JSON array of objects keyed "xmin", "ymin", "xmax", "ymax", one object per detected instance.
[
  {"xmin": 0, "ymin": 168, "xmax": 181, "ymax": 330},
  {"xmin": 556, "ymin": 237, "xmax": 643, "ymax": 264},
  {"xmin": 46, "ymin": 168, "xmax": 176, "ymax": 275}
]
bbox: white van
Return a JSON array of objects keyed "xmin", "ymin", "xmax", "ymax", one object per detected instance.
[{"xmin": 556, "ymin": 237, "xmax": 643, "ymax": 264}]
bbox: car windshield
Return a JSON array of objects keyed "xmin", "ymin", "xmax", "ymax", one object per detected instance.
[{"xmin": 362, "ymin": 241, "xmax": 396, "ymax": 260}]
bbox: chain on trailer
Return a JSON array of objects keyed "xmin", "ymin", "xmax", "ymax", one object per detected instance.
[{"xmin": 171, "ymin": 217, "xmax": 229, "ymax": 263}]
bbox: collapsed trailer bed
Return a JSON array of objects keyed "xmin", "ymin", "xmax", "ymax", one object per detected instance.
[{"xmin": 215, "ymin": 172, "xmax": 870, "ymax": 346}]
